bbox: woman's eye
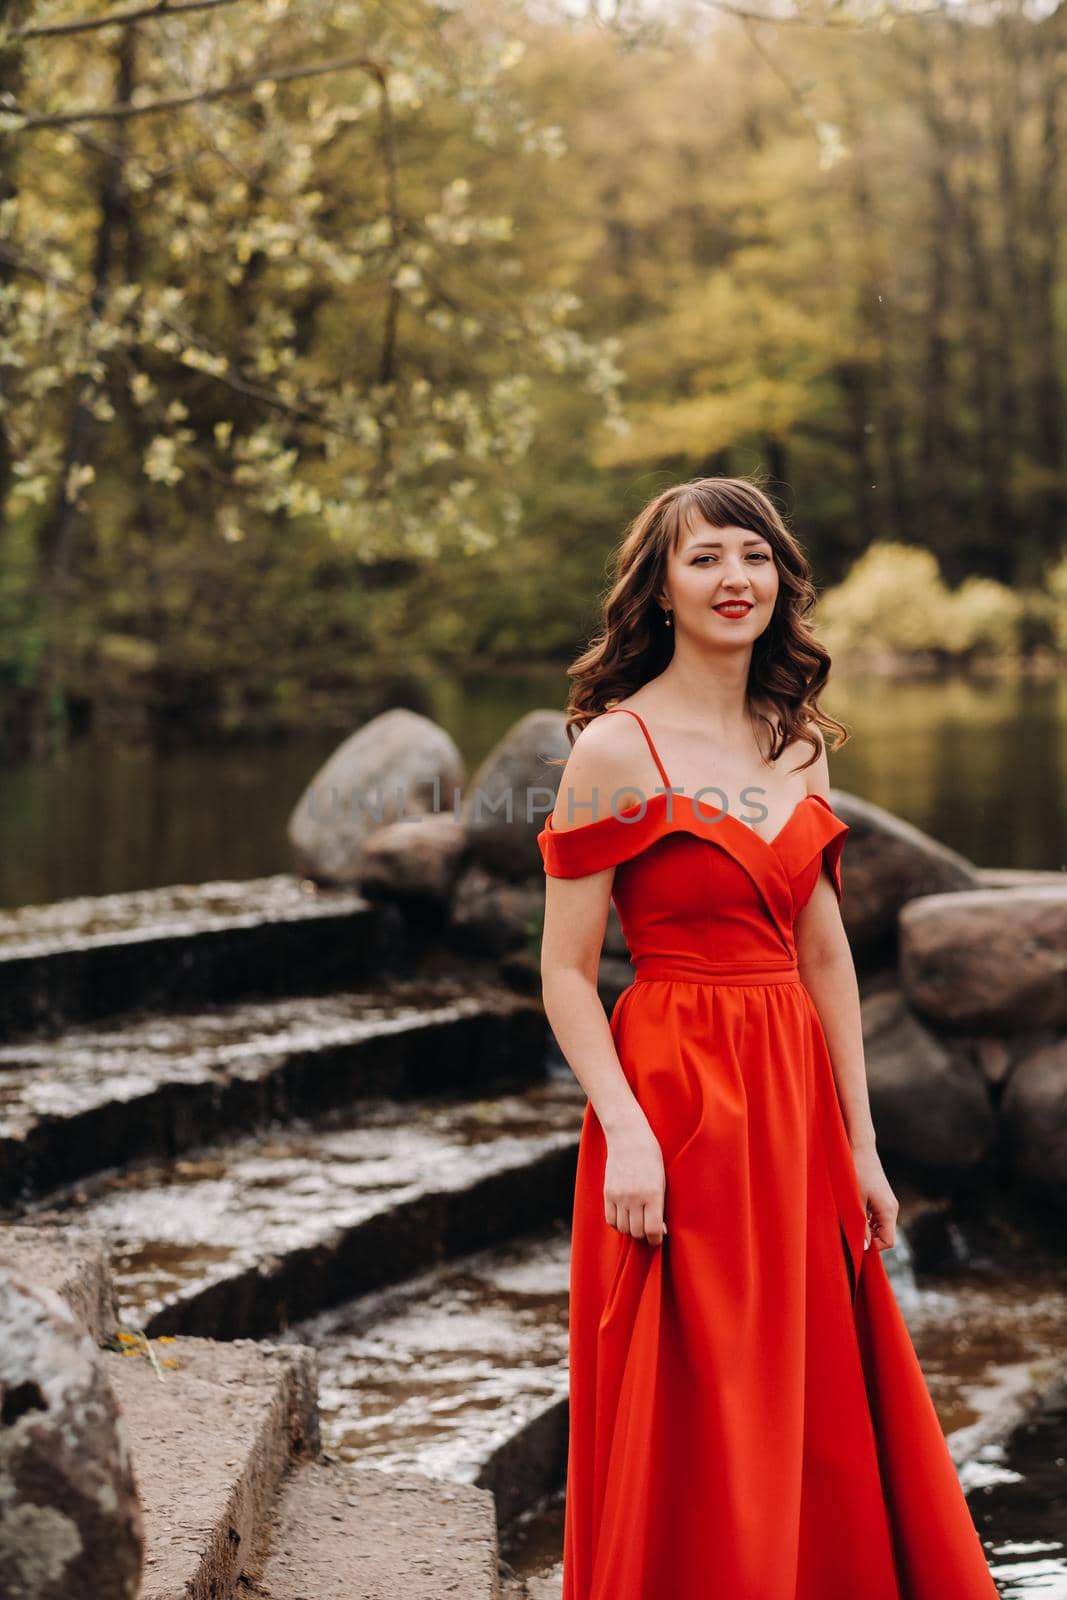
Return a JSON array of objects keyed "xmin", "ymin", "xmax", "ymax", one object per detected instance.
[{"xmin": 692, "ymin": 553, "xmax": 771, "ymax": 564}]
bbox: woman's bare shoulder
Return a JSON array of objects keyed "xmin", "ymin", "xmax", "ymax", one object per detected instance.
[{"xmin": 551, "ymin": 710, "xmax": 653, "ymax": 831}]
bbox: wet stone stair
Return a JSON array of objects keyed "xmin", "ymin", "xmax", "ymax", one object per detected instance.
[
  {"xmin": 24, "ymin": 1074, "xmax": 582, "ymax": 1341},
  {"xmin": 283, "ymin": 1228, "xmax": 574, "ymax": 1527},
  {"xmin": 0, "ymin": 983, "xmax": 558, "ymax": 1211},
  {"xmin": 0, "ymin": 872, "xmax": 585, "ymax": 1599},
  {"xmin": 0, "ymin": 874, "xmax": 398, "ymax": 1038}
]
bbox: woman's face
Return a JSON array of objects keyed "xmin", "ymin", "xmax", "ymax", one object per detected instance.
[{"xmin": 660, "ymin": 515, "xmax": 779, "ymax": 642}]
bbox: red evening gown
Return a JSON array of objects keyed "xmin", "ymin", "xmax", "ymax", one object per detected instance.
[{"xmin": 537, "ymin": 707, "xmax": 999, "ymax": 1600}]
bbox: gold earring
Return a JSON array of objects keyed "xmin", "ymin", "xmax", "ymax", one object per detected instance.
[{"xmin": 664, "ymin": 608, "xmax": 673, "ymax": 628}]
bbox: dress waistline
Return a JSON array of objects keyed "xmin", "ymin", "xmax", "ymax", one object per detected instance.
[{"xmin": 632, "ymin": 956, "xmax": 801, "ymax": 986}]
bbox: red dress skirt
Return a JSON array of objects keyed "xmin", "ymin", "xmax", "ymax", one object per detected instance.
[{"xmin": 538, "ymin": 707, "xmax": 999, "ymax": 1600}]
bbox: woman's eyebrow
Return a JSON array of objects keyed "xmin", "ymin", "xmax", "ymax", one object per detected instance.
[{"xmin": 685, "ymin": 536, "xmax": 771, "ymax": 550}]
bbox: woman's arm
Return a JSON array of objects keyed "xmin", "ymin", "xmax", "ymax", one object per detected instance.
[
  {"xmin": 795, "ymin": 742, "xmax": 898, "ymax": 1251},
  {"xmin": 795, "ymin": 880, "xmax": 878, "ymax": 1157},
  {"xmin": 541, "ymin": 869, "xmax": 644, "ymax": 1138},
  {"xmin": 540, "ymin": 720, "xmax": 668, "ymax": 1246}
]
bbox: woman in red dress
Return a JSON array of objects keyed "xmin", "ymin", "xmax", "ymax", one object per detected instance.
[{"xmin": 537, "ymin": 476, "xmax": 999, "ymax": 1599}]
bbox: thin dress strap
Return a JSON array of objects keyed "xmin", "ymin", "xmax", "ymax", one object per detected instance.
[{"xmin": 600, "ymin": 707, "xmax": 673, "ymax": 791}]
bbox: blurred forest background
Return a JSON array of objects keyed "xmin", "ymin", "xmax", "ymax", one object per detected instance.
[{"xmin": 1, "ymin": 0, "xmax": 1065, "ymax": 901}]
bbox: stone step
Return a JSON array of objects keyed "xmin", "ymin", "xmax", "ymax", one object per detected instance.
[
  {"xmin": 236, "ymin": 1455, "xmax": 501, "ymax": 1600},
  {"xmin": 0, "ymin": 1220, "xmax": 118, "ymax": 1342},
  {"xmin": 26, "ymin": 1074, "xmax": 585, "ymax": 1340},
  {"xmin": 501, "ymin": 1570, "xmax": 563, "ymax": 1600},
  {"xmin": 0, "ymin": 873, "xmax": 402, "ymax": 1041},
  {"xmin": 285, "ymin": 1227, "xmax": 573, "ymax": 1530},
  {"xmin": 528, "ymin": 1572, "xmax": 564, "ymax": 1599},
  {"xmin": 499, "ymin": 1492, "xmax": 566, "ymax": 1600},
  {"xmin": 0, "ymin": 979, "xmax": 547, "ymax": 1209},
  {"xmin": 105, "ymin": 1334, "xmax": 319, "ymax": 1600}
]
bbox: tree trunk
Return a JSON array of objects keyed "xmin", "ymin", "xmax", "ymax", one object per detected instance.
[
  {"xmin": 837, "ymin": 86, "xmax": 903, "ymax": 546},
  {"xmin": 947, "ymin": 15, "xmax": 1011, "ymax": 578},
  {"xmin": 914, "ymin": 48, "xmax": 965, "ymax": 569},
  {"xmin": 990, "ymin": 2, "xmax": 1029, "ymax": 579},
  {"xmin": 0, "ymin": 3, "xmax": 33, "ymax": 514},
  {"xmin": 1030, "ymin": 6, "xmax": 1066, "ymax": 572},
  {"xmin": 39, "ymin": 26, "xmax": 137, "ymax": 587}
]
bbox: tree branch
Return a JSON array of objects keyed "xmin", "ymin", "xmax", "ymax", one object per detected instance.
[
  {"xmin": 11, "ymin": 0, "xmax": 251, "ymax": 42},
  {"xmin": 0, "ymin": 239, "xmax": 371, "ymax": 445},
  {"xmin": 11, "ymin": 50, "xmax": 385, "ymax": 131}
]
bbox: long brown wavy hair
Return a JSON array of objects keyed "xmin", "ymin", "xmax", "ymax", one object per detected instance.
[{"xmin": 547, "ymin": 474, "xmax": 848, "ymax": 771}]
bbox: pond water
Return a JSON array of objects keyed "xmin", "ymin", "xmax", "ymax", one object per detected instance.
[{"xmin": 0, "ymin": 670, "xmax": 1063, "ymax": 908}]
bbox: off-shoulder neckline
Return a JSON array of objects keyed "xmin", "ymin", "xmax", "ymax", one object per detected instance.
[{"xmin": 542, "ymin": 789, "xmax": 835, "ymax": 856}]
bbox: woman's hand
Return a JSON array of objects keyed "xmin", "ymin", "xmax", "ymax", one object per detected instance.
[
  {"xmin": 852, "ymin": 1143, "xmax": 899, "ymax": 1251},
  {"xmin": 604, "ymin": 1115, "xmax": 668, "ymax": 1246}
]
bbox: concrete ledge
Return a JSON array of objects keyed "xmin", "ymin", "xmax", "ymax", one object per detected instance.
[
  {"xmin": 478, "ymin": 1398, "xmax": 568, "ymax": 1530},
  {"xmin": 147, "ymin": 1136, "xmax": 579, "ymax": 1340},
  {"xmin": 0, "ymin": 875, "xmax": 400, "ymax": 1040},
  {"xmin": 107, "ymin": 1335, "xmax": 319, "ymax": 1600},
  {"xmin": 526, "ymin": 1574, "xmax": 563, "ymax": 1600},
  {"xmin": 0, "ymin": 983, "xmax": 548, "ymax": 1208},
  {"xmin": 0, "ymin": 1221, "xmax": 118, "ymax": 1342},
  {"xmin": 501, "ymin": 1565, "xmax": 563, "ymax": 1599},
  {"xmin": 239, "ymin": 1456, "xmax": 501, "ymax": 1600},
  {"xmin": 25, "ymin": 1079, "xmax": 581, "ymax": 1339},
  {"xmin": 292, "ymin": 1227, "xmax": 573, "ymax": 1527}
]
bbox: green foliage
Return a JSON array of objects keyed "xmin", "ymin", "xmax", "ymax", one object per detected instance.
[
  {"xmin": 1048, "ymin": 551, "xmax": 1067, "ymax": 654},
  {"xmin": 814, "ymin": 541, "xmax": 1049, "ymax": 663}
]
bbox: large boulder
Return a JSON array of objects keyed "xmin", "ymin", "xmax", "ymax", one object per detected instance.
[
  {"xmin": 462, "ymin": 709, "xmax": 571, "ymax": 881},
  {"xmin": 999, "ymin": 1037, "xmax": 1067, "ymax": 1210},
  {"xmin": 450, "ymin": 864, "xmax": 547, "ymax": 957},
  {"xmin": 288, "ymin": 708, "xmax": 464, "ymax": 885},
  {"xmin": 946, "ymin": 1028, "xmax": 1061, "ymax": 1093},
  {"xmin": 899, "ymin": 884, "xmax": 1067, "ymax": 1031},
  {"xmin": 830, "ymin": 792, "xmax": 980, "ymax": 967},
  {"xmin": 0, "ymin": 1268, "xmax": 143, "ymax": 1600},
  {"xmin": 356, "ymin": 813, "xmax": 467, "ymax": 908},
  {"xmin": 860, "ymin": 988, "xmax": 997, "ymax": 1181}
]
